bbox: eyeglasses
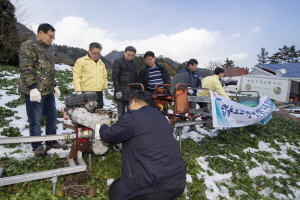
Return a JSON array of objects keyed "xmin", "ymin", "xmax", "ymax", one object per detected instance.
[{"xmin": 46, "ymin": 33, "xmax": 55, "ymax": 40}]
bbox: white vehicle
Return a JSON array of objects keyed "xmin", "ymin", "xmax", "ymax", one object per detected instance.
[
  {"xmin": 223, "ymin": 77, "xmax": 242, "ymax": 92},
  {"xmin": 236, "ymin": 75, "xmax": 300, "ymax": 103}
]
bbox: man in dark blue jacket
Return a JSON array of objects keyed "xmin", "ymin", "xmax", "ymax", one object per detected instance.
[
  {"xmin": 176, "ymin": 59, "xmax": 202, "ymax": 131},
  {"xmin": 178, "ymin": 59, "xmax": 201, "ymax": 95},
  {"xmin": 98, "ymin": 90, "xmax": 186, "ymax": 200}
]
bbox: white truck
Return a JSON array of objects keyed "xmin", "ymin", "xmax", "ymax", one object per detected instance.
[{"xmin": 236, "ymin": 75, "xmax": 300, "ymax": 103}]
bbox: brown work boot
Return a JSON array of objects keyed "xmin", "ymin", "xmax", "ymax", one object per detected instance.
[
  {"xmin": 46, "ymin": 141, "xmax": 68, "ymax": 151},
  {"xmin": 34, "ymin": 145, "xmax": 47, "ymax": 156}
]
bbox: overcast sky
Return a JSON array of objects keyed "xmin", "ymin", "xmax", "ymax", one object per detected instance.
[{"xmin": 13, "ymin": 0, "xmax": 300, "ymax": 68}]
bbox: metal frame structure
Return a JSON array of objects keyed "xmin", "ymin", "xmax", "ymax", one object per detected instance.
[
  {"xmin": 150, "ymin": 85, "xmax": 214, "ymax": 150},
  {"xmin": 0, "ymin": 133, "xmax": 76, "ymax": 144},
  {"xmin": 0, "ymin": 152, "xmax": 86, "ymax": 194},
  {"xmin": 0, "ymin": 92, "xmax": 116, "ymax": 195},
  {"xmin": 173, "ymin": 93, "xmax": 213, "ymax": 150},
  {"xmin": 0, "ymin": 133, "xmax": 86, "ymax": 194}
]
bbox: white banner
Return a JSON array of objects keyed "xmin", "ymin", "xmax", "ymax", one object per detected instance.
[{"xmin": 210, "ymin": 91, "xmax": 276, "ymax": 128}]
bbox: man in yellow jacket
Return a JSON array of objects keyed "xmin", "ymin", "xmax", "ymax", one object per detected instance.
[
  {"xmin": 197, "ymin": 67, "xmax": 229, "ymax": 98},
  {"xmin": 72, "ymin": 42, "xmax": 108, "ymax": 108}
]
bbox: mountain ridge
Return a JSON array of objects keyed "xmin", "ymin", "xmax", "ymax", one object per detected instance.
[{"xmin": 16, "ymin": 23, "xmax": 212, "ymax": 77}]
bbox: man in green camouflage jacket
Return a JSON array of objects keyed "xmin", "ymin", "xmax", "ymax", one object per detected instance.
[{"xmin": 19, "ymin": 23, "xmax": 67, "ymax": 156}]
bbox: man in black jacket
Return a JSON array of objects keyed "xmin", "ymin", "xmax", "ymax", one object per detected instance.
[
  {"xmin": 112, "ymin": 46, "xmax": 138, "ymax": 116},
  {"xmin": 98, "ymin": 90, "xmax": 186, "ymax": 200},
  {"xmin": 138, "ymin": 51, "xmax": 171, "ymax": 104}
]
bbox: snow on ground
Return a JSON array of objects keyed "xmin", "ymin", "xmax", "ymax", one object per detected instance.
[
  {"xmin": 291, "ymin": 113, "xmax": 300, "ymax": 117},
  {"xmin": 184, "ymin": 128, "xmax": 300, "ymax": 199},
  {"xmin": 55, "ymin": 64, "xmax": 73, "ymax": 71},
  {"xmin": 196, "ymin": 156, "xmax": 234, "ymax": 199},
  {"xmin": 0, "ymin": 64, "xmax": 115, "ymax": 159},
  {"xmin": 1, "ymin": 64, "xmax": 300, "ymax": 199}
]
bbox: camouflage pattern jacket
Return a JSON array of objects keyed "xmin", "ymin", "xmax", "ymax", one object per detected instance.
[{"xmin": 19, "ymin": 39, "xmax": 56, "ymax": 95}]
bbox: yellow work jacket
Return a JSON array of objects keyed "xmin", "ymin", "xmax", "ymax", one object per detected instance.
[
  {"xmin": 197, "ymin": 75, "xmax": 229, "ymax": 98},
  {"xmin": 72, "ymin": 55, "xmax": 108, "ymax": 92}
]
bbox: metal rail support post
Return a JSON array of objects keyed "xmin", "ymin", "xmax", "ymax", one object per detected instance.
[
  {"xmin": 89, "ymin": 154, "xmax": 92, "ymax": 170},
  {"xmin": 51, "ymin": 174, "xmax": 58, "ymax": 195}
]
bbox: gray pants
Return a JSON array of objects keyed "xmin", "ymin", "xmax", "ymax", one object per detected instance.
[
  {"xmin": 116, "ymin": 101, "xmax": 129, "ymax": 117},
  {"xmin": 189, "ymin": 101, "xmax": 197, "ymax": 130}
]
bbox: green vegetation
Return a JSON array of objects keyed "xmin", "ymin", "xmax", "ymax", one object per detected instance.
[
  {"xmin": 5, "ymin": 96, "xmax": 25, "ymax": 108},
  {"xmin": 0, "ymin": 46, "xmax": 300, "ymax": 199},
  {"xmin": 55, "ymin": 70, "xmax": 74, "ymax": 101},
  {"xmin": 0, "ymin": 63, "xmax": 299, "ymax": 199},
  {"xmin": 0, "ymin": 106, "xmax": 16, "ymax": 127},
  {"xmin": 0, "ymin": 127, "xmax": 21, "ymax": 148},
  {"xmin": 258, "ymin": 45, "xmax": 300, "ymax": 64},
  {"xmin": 1, "ymin": 1, "xmax": 299, "ymax": 198},
  {"xmin": 0, "ymin": 63, "xmax": 300, "ymax": 199},
  {"xmin": 183, "ymin": 117, "xmax": 300, "ymax": 199},
  {"xmin": 0, "ymin": 0, "xmax": 21, "ymax": 66},
  {"xmin": 0, "ymin": 117, "xmax": 299, "ymax": 199}
]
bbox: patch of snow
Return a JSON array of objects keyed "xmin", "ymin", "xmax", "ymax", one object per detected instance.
[
  {"xmin": 107, "ymin": 179, "xmax": 114, "ymax": 185},
  {"xmin": 55, "ymin": 64, "xmax": 73, "ymax": 71},
  {"xmin": 196, "ymin": 156, "xmax": 235, "ymax": 200},
  {"xmin": 186, "ymin": 174, "xmax": 193, "ymax": 183},
  {"xmin": 258, "ymin": 187, "xmax": 273, "ymax": 197},
  {"xmin": 235, "ymin": 189, "xmax": 247, "ymax": 196}
]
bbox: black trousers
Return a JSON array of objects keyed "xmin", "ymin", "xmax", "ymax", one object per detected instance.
[
  {"xmin": 109, "ymin": 178, "xmax": 185, "ymax": 200},
  {"xmin": 145, "ymin": 89, "xmax": 154, "ymax": 107}
]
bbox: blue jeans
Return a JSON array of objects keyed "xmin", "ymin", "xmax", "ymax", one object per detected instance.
[{"xmin": 25, "ymin": 94, "xmax": 57, "ymax": 150}]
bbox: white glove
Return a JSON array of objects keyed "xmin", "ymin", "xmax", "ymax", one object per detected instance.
[
  {"xmin": 30, "ymin": 88, "xmax": 41, "ymax": 102},
  {"xmin": 76, "ymin": 91, "xmax": 82, "ymax": 95},
  {"xmin": 94, "ymin": 120, "xmax": 110, "ymax": 139},
  {"xmin": 104, "ymin": 89, "xmax": 109, "ymax": 99},
  {"xmin": 116, "ymin": 91, "xmax": 122, "ymax": 99},
  {"xmin": 188, "ymin": 89, "xmax": 194, "ymax": 95},
  {"xmin": 94, "ymin": 123, "xmax": 100, "ymax": 139},
  {"xmin": 54, "ymin": 87, "xmax": 61, "ymax": 98}
]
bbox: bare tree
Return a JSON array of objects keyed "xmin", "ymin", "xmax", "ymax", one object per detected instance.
[
  {"xmin": 12, "ymin": 0, "xmax": 28, "ymax": 22},
  {"xmin": 203, "ymin": 60, "xmax": 223, "ymax": 75}
]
